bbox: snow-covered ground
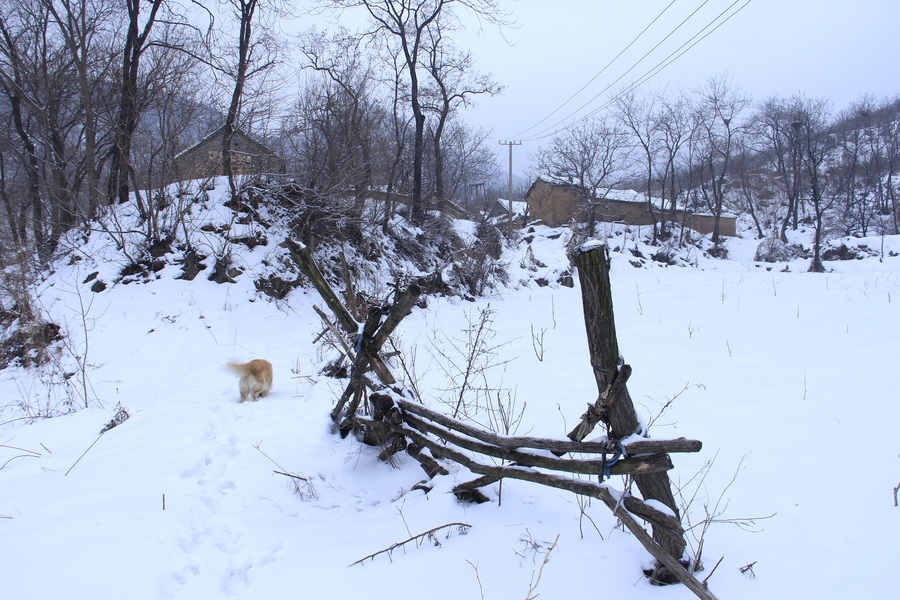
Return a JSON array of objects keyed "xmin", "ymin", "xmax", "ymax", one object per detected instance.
[{"xmin": 2, "ymin": 184, "xmax": 899, "ymax": 599}]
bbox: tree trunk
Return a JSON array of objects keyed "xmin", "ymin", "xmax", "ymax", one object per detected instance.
[
  {"xmin": 573, "ymin": 243, "xmax": 687, "ymax": 562},
  {"xmin": 3, "ymin": 84, "xmax": 40, "ymax": 249},
  {"xmin": 108, "ymin": 0, "xmax": 164, "ymax": 206}
]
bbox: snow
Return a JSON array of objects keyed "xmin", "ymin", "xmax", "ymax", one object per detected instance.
[{"xmin": 2, "ymin": 182, "xmax": 899, "ymax": 599}]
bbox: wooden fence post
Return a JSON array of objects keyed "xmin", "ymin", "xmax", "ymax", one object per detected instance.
[{"xmin": 572, "ymin": 242, "xmax": 688, "ymax": 574}]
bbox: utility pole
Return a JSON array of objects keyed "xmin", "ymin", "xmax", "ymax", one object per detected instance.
[{"xmin": 499, "ymin": 140, "xmax": 521, "ymax": 228}]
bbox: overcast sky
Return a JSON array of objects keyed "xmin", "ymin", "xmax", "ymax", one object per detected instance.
[{"xmin": 448, "ymin": 0, "xmax": 900, "ymax": 180}]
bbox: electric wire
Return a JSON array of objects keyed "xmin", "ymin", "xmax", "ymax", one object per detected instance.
[
  {"xmin": 515, "ymin": 0, "xmax": 752, "ymax": 143},
  {"xmin": 510, "ymin": 0, "xmax": 679, "ymax": 140},
  {"xmin": 516, "ymin": 0, "xmax": 709, "ymax": 140},
  {"xmin": 577, "ymin": 0, "xmax": 752, "ymax": 124}
]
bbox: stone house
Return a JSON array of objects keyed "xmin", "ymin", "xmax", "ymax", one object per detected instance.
[
  {"xmin": 172, "ymin": 127, "xmax": 286, "ymax": 182},
  {"xmin": 524, "ymin": 177, "xmax": 736, "ymax": 237}
]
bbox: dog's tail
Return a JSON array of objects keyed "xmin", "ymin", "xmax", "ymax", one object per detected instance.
[{"xmin": 226, "ymin": 360, "xmax": 249, "ymax": 376}]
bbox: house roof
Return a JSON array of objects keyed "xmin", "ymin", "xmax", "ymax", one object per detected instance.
[
  {"xmin": 173, "ymin": 126, "xmax": 280, "ymax": 160},
  {"xmin": 495, "ymin": 198, "xmax": 528, "ymax": 219}
]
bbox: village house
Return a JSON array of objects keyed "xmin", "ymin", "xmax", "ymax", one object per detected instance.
[
  {"xmin": 172, "ymin": 127, "xmax": 286, "ymax": 182},
  {"xmin": 524, "ymin": 177, "xmax": 736, "ymax": 237}
]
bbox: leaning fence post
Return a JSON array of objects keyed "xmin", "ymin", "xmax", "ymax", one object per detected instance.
[{"xmin": 572, "ymin": 242, "xmax": 688, "ymax": 576}]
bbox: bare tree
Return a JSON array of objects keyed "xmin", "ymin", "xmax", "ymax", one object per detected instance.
[
  {"xmin": 376, "ymin": 39, "xmax": 414, "ymax": 232},
  {"xmin": 40, "ymin": 0, "xmax": 116, "ymax": 220},
  {"xmin": 882, "ymin": 104, "xmax": 900, "ymax": 234},
  {"xmin": 216, "ymin": 0, "xmax": 284, "ymax": 200},
  {"xmin": 652, "ymin": 91, "xmax": 692, "ymax": 238},
  {"xmin": 299, "ymin": 28, "xmax": 383, "ymax": 213},
  {"xmin": 533, "ymin": 116, "xmax": 629, "ymax": 238},
  {"xmin": 616, "ymin": 88, "xmax": 662, "ymax": 243},
  {"xmin": 795, "ymin": 97, "xmax": 836, "ymax": 272},
  {"xmin": 131, "ymin": 37, "xmax": 205, "ymax": 247},
  {"xmin": 436, "ymin": 121, "xmax": 498, "ymax": 209},
  {"xmin": 322, "ymin": 0, "xmax": 507, "ymax": 225},
  {"xmin": 0, "ymin": 11, "xmax": 42, "ymax": 252},
  {"xmin": 107, "ymin": 0, "xmax": 166, "ymax": 206},
  {"xmin": 421, "ymin": 23, "xmax": 501, "ymax": 206},
  {"xmin": 833, "ymin": 96, "xmax": 891, "ymax": 237},
  {"xmin": 732, "ymin": 135, "xmax": 765, "ymax": 239},
  {"xmin": 694, "ymin": 75, "xmax": 749, "ymax": 249},
  {"xmin": 0, "ymin": 0, "xmax": 86, "ymax": 260},
  {"xmin": 751, "ymin": 96, "xmax": 805, "ymax": 242}
]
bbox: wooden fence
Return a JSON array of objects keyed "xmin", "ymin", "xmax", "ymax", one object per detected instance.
[{"xmin": 288, "ymin": 238, "xmax": 718, "ymax": 600}]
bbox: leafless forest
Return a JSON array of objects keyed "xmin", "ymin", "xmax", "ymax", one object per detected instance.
[{"xmin": 1, "ymin": 0, "xmax": 898, "ymax": 279}]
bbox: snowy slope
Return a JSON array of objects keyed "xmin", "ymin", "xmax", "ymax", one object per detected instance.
[{"xmin": 2, "ymin": 184, "xmax": 899, "ymax": 599}]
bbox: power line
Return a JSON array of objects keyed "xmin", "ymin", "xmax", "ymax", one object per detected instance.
[
  {"xmin": 511, "ymin": 0, "xmax": 679, "ymax": 140},
  {"xmin": 579, "ymin": 0, "xmax": 752, "ymax": 124},
  {"xmin": 515, "ymin": 0, "xmax": 753, "ymax": 143},
  {"xmin": 521, "ymin": 0, "xmax": 714, "ymax": 142}
]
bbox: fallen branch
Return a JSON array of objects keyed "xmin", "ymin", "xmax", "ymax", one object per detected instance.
[
  {"xmin": 568, "ymin": 364, "xmax": 632, "ymax": 443},
  {"xmin": 401, "ymin": 412, "xmax": 674, "ymax": 478},
  {"xmin": 350, "ymin": 522, "xmax": 472, "ymax": 566}
]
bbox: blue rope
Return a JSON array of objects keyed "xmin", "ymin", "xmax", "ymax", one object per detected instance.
[{"xmin": 601, "ymin": 443, "xmax": 627, "ymax": 481}]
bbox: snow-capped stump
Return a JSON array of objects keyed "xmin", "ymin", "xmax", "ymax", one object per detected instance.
[{"xmin": 296, "ymin": 237, "xmax": 716, "ymax": 600}]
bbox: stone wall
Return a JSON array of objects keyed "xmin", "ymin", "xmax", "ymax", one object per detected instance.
[
  {"xmin": 525, "ymin": 178, "xmax": 736, "ymax": 237},
  {"xmin": 173, "ymin": 128, "xmax": 286, "ymax": 182}
]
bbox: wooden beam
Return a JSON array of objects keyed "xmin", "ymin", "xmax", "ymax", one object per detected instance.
[
  {"xmin": 287, "ymin": 238, "xmax": 358, "ymax": 334},
  {"xmin": 625, "ymin": 438, "xmax": 703, "ymax": 455},
  {"xmin": 399, "ymin": 400, "xmax": 619, "ymax": 454},
  {"xmin": 400, "ymin": 413, "xmax": 673, "ymax": 477},
  {"xmin": 395, "ymin": 424, "xmax": 717, "ymax": 600}
]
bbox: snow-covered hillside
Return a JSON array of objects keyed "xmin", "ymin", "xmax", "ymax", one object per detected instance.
[{"xmin": 2, "ymin": 180, "xmax": 899, "ymax": 599}]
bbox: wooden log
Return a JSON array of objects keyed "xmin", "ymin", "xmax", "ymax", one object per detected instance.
[
  {"xmin": 396, "ymin": 398, "xmax": 681, "ymax": 473},
  {"xmin": 453, "ymin": 475, "xmax": 496, "ymax": 503},
  {"xmin": 406, "ymin": 442, "xmax": 449, "ymax": 478},
  {"xmin": 370, "ymin": 392, "xmax": 403, "ymax": 426},
  {"xmin": 399, "ymin": 423, "xmax": 683, "ymax": 534},
  {"xmin": 397, "ymin": 424, "xmax": 716, "ymax": 600},
  {"xmin": 567, "ymin": 363, "xmax": 632, "ymax": 443},
  {"xmin": 624, "ymin": 438, "xmax": 703, "ymax": 455},
  {"xmin": 399, "ymin": 399, "xmax": 620, "ymax": 454},
  {"xmin": 370, "ymin": 284, "xmax": 421, "ymax": 349},
  {"xmin": 401, "ymin": 413, "xmax": 673, "ymax": 478},
  {"xmin": 331, "ymin": 352, "xmax": 369, "ymax": 424},
  {"xmin": 573, "ymin": 243, "xmax": 688, "ymax": 562},
  {"xmin": 287, "ymin": 238, "xmax": 358, "ymax": 334}
]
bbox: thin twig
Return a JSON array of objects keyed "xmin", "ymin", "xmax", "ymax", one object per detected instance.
[
  {"xmin": 702, "ymin": 556, "xmax": 724, "ymax": 587},
  {"xmin": 65, "ymin": 432, "xmax": 105, "ymax": 476},
  {"xmin": 274, "ymin": 469, "xmax": 310, "ymax": 482},
  {"xmin": 465, "ymin": 559, "xmax": 486, "ymax": 600},
  {"xmin": 740, "ymin": 561, "xmax": 757, "ymax": 578},
  {"xmin": 525, "ymin": 533, "xmax": 559, "ymax": 599},
  {"xmin": 350, "ymin": 522, "xmax": 472, "ymax": 566}
]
